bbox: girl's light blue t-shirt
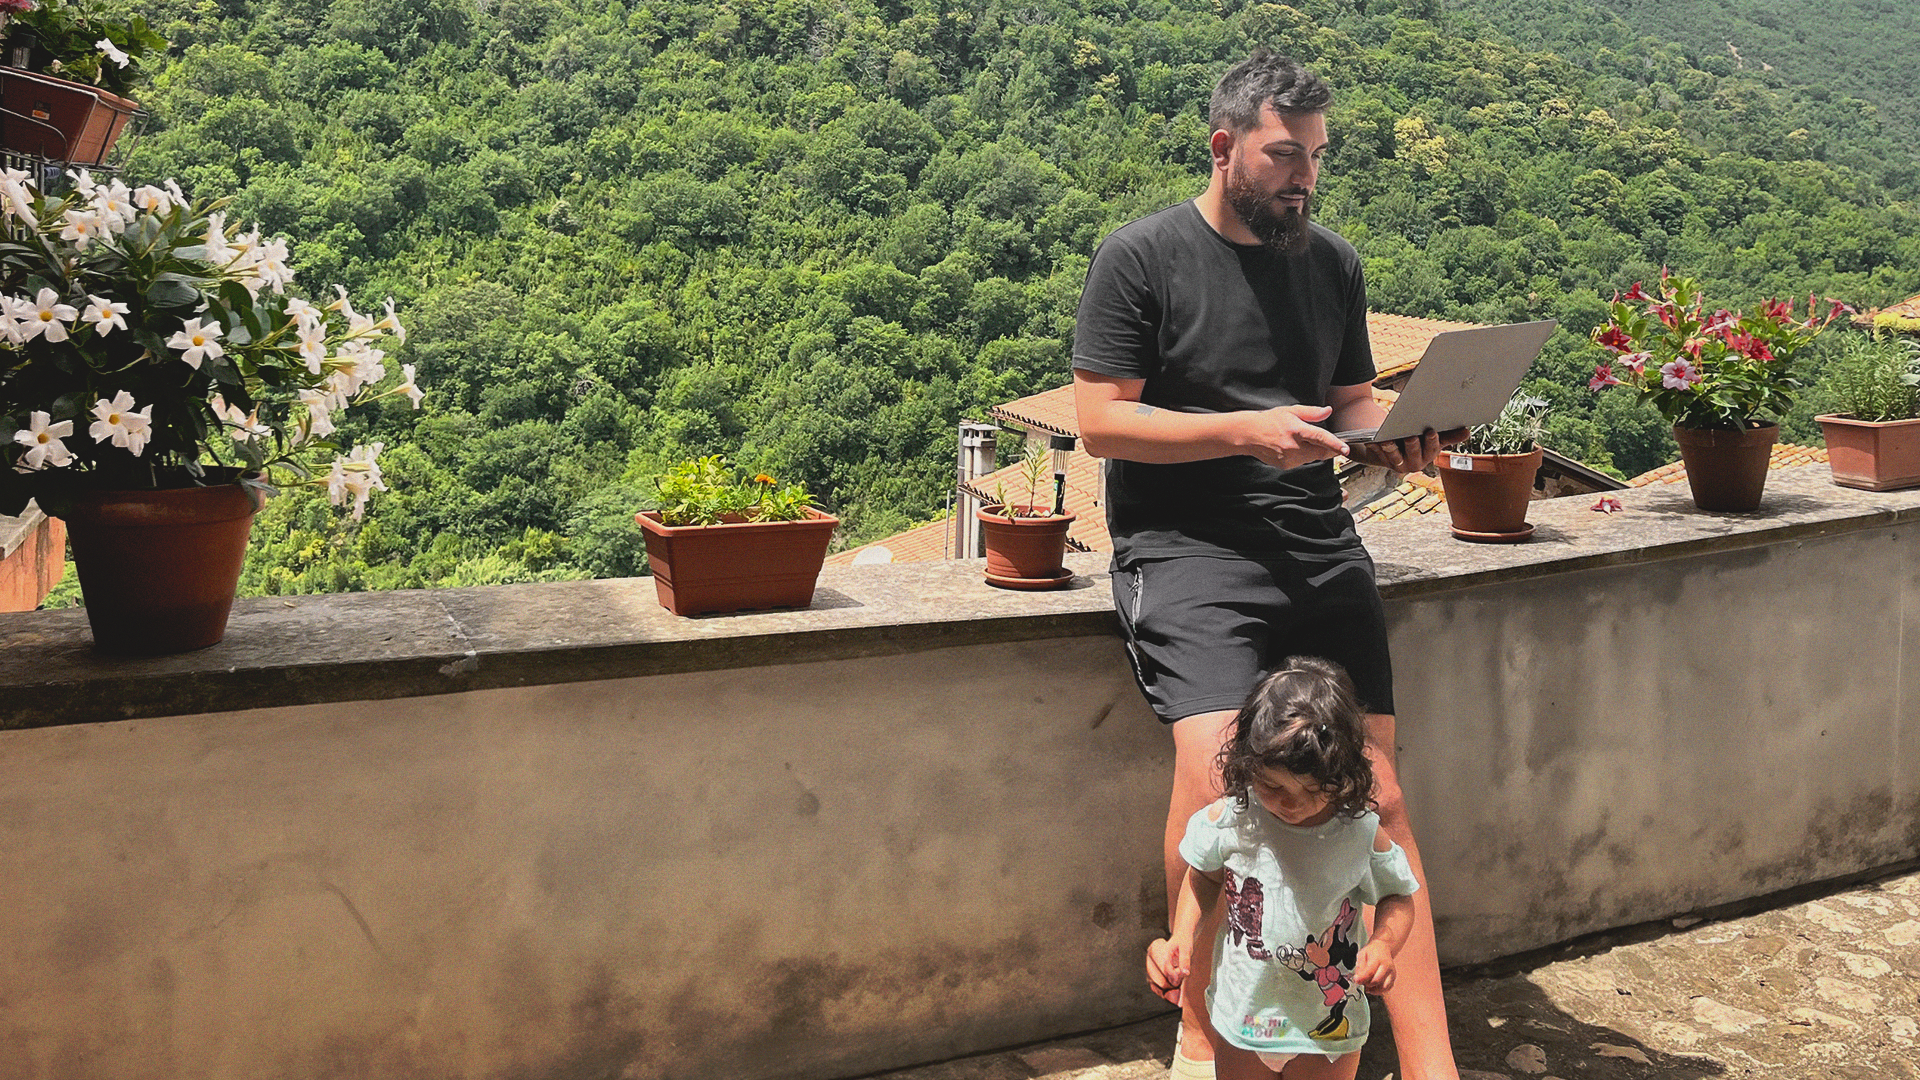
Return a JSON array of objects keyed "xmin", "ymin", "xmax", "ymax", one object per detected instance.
[{"xmin": 1180, "ymin": 797, "xmax": 1420, "ymax": 1058}]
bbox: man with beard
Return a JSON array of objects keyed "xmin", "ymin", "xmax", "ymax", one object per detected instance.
[{"xmin": 1072, "ymin": 51, "xmax": 1462, "ymax": 1080}]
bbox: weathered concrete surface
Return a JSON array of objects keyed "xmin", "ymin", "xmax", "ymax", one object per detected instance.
[
  {"xmin": 873, "ymin": 867, "xmax": 1920, "ymax": 1080},
  {"xmin": 0, "ymin": 637, "xmax": 1171, "ymax": 1080}
]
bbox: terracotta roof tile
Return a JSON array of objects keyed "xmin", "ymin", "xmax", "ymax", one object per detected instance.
[
  {"xmin": 826, "ymin": 514, "xmax": 957, "ymax": 566},
  {"xmin": 1366, "ymin": 312, "xmax": 1490, "ymax": 381},
  {"xmin": 1626, "ymin": 443, "xmax": 1829, "ymax": 487},
  {"xmin": 1851, "ymin": 291, "xmax": 1920, "ymax": 330}
]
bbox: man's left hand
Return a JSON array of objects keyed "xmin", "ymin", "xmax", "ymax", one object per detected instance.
[{"xmin": 1347, "ymin": 427, "xmax": 1467, "ymax": 474}]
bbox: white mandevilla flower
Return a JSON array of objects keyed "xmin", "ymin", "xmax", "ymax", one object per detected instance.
[
  {"xmin": 284, "ymin": 296, "xmax": 321, "ymax": 325},
  {"xmin": 96, "ymin": 39, "xmax": 129, "ymax": 68},
  {"xmin": 0, "ymin": 295, "xmax": 27, "ymax": 345},
  {"xmin": 0, "ymin": 169, "xmax": 35, "ymax": 228},
  {"xmin": 330, "ymin": 340, "xmax": 386, "ymax": 396},
  {"xmin": 297, "ymin": 323, "xmax": 329, "ymax": 373},
  {"xmin": 93, "ymin": 180, "xmax": 136, "ymax": 231},
  {"xmin": 80, "ymin": 294, "xmax": 129, "ymax": 335},
  {"xmin": 382, "ymin": 297, "xmax": 406, "ymax": 343},
  {"xmin": 23, "ymin": 288, "xmax": 79, "ymax": 343},
  {"xmin": 254, "ymin": 237, "xmax": 294, "ymax": 293},
  {"xmin": 203, "ymin": 211, "xmax": 233, "ymax": 264},
  {"xmin": 59, "ymin": 208, "xmax": 104, "ymax": 251},
  {"xmin": 88, "ymin": 390, "xmax": 152, "ymax": 456},
  {"xmin": 396, "ymin": 363, "xmax": 425, "ymax": 409},
  {"xmin": 326, "ymin": 442, "xmax": 387, "ymax": 520},
  {"xmin": 131, "ymin": 184, "xmax": 174, "ymax": 214},
  {"xmin": 210, "ymin": 393, "xmax": 269, "ymax": 442},
  {"xmin": 167, "ymin": 318, "xmax": 225, "ymax": 369},
  {"xmin": 12, "ymin": 411, "xmax": 75, "ymax": 469},
  {"xmin": 297, "ymin": 388, "xmax": 337, "ymax": 442},
  {"xmin": 67, "ymin": 168, "xmax": 98, "ymax": 198}
]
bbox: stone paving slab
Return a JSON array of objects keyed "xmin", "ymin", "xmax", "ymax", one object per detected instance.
[{"xmin": 865, "ymin": 868, "xmax": 1920, "ymax": 1080}]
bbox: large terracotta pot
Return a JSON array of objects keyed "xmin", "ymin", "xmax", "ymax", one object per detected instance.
[
  {"xmin": 0, "ymin": 67, "xmax": 139, "ymax": 165},
  {"xmin": 1433, "ymin": 448, "xmax": 1542, "ymax": 541},
  {"xmin": 1672, "ymin": 422, "xmax": 1778, "ymax": 512},
  {"xmin": 1816, "ymin": 413, "xmax": 1920, "ymax": 492},
  {"xmin": 61, "ymin": 480, "xmax": 259, "ymax": 655},
  {"xmin": 634, "ymin": 508, "xmax": 838, "ymax": 616},
  {"xmin": 977, "ymin": 505, "xmax": 1075, "ymax": 586}
]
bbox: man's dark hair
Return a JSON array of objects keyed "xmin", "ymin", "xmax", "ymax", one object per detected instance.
[{"xmin": 1208, "ymin": 49, "xmax": 1332, "ymax": 134}]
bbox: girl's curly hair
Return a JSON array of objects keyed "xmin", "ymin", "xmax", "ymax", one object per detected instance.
[{"xmin": 1215, "ymin": 656, "xmax": 1376, "ymax": 819}]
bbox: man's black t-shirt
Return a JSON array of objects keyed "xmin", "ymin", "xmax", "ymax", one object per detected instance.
[{"xmin": 1072, "ymin": 201, "xmax": 1376, "ymax": 563}]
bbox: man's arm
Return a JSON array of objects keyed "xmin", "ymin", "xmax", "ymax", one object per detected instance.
[
  {"xmin": 1326, "ymin": 381, "xmax": 1462, "ymax": 474},
  {"xmin": 1073, "ymin": 370, "xmax": 1350, "ymax": 470}
]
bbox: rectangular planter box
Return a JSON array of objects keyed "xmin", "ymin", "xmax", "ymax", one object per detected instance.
[
  {"xmin": 1, "ymin": 67, "xmax": 138, "ymax": 165},
  {"xmin": 1816, "ymin": 413, "xmax": 1920, "ymax": 491},
  {"xmin": 634, "ymin": 508, "xmax": 838, "ymax": 616}
]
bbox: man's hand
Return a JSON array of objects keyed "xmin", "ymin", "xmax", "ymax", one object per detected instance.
[
  {"xmin": 1346, "ymin": 426, "xmax": 1468, "ymax": 474},
  {"xmin": 1145, "ymin": 937, "xmax": 1190, "ymax": 1005},
  {"xmin": 1238, "ymin": 404, "xmax": 1350, "ymax": 470},
  {"xmin": 1351, "ymin": 939, "xmax": 1398, "ymax": 993}
]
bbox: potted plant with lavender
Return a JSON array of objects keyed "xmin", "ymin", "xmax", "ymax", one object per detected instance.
[
  {"xmin": 1432, "ymin": 392, "xmax": 1548, "ymax": 542},
  {"xmin": 1814, "ymin": 334, "xmax": 1920, "ymax": 491},
  {"xmin": 0, "ymin": 169, "xmax": 420, "ymax": 654},
  {"xmin": 1588, "ymin": 269, "xmax": 1851, "ymax": 511}
]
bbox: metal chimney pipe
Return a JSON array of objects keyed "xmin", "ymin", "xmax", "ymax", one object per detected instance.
[{"xmin": 955, "ymin": 422, "xmax": 999, "ymax": 558}]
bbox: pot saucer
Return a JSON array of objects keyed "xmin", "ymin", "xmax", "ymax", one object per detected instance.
[
  {"xmin": 1450, "ymin": 522, "xmax": 1534, "ymax": 544},
  {"xmin": 984, "ymin": 569, "xmax": 1076, "ymax": 590}
]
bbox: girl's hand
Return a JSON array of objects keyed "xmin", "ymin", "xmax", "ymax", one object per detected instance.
[
  {"xmin": 1146, "ymin": 937, "xmax": 1190, "ymax": 1005},
  {"xmin": 1351, "ymin": 940, "xmax": 1397, "ymax": 993}
]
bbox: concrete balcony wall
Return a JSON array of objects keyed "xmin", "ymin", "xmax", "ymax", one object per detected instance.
[{"xmin": 0, "ymin": 468, "xmax": 1915, "ymax": 1080}]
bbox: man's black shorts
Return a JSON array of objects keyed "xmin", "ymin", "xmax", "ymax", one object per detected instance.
[{"xmin": 1110, "ymin": 553, "xmax": 1395, "ymax": 723}]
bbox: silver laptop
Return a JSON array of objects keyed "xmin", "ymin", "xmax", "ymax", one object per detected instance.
[{"xmin": 1333, "ymin": 319, "xmax": 1558, "ymax": 445}]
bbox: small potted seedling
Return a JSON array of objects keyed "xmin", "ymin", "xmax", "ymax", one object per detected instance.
[
  {"xmin": 1814, "ymin": 335, "xmax": 1920, "ymax": 491},
  {"xmin": 976, "ymin": 440, "xmax": 1076, "ymax": 588},
  {"xmin": 1432, "ymin": 393, "xmax": 1547, "ymax": 542}
]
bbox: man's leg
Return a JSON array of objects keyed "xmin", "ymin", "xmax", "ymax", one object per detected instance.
[
  {"xmin": 1365, "ymin": 712, "xmax": 1457, "ymax": 1080},
  {"xmin": 1167, "ymin": 709, "xmax": 1236, "ymax": 1064}
]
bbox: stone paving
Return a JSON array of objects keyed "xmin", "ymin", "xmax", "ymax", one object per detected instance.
[{"xmin": 868, "ymin": 867, "xmax": 1920, "ymax": 1080}]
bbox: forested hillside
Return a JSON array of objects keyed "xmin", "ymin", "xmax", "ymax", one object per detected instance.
[{"xmin": 84, "ymin": 0, "xmax": 1920, "ymax": 594}]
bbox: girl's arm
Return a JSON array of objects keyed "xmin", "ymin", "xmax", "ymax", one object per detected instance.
[
  {"xmin": 1351, "ymin": 828, "xmax": 1417, "ymax": 993},
  {"xmin": 1145, "ymin": 864, "xmax": 1223, "ymax": 1005}
]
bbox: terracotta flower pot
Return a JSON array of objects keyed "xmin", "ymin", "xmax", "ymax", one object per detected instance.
[
  {"xmin": 634, "ymin": 508, "xmax": 838, "ymax": 616},
  {"xmin": 977, "ymin": 505, "xmax": 1075, "ymax": 586},
  {"xmin": 61, "ymin": 481, "xmax": 260, "ymax": 655},
  {"xmin": 0, "ymin": 67, "xmax": 139, "ymax": 165},
  {"xmin": 1816, "ymin": 413, "xmax": 1920, "ymax": 492},
  {"xmin": 1433, "ymin": 448, "xmax": 1542, "ymax": 541},
  {"xmin": 1671, "ymin": 422, "xmax": 1778, "ymax": 512}
]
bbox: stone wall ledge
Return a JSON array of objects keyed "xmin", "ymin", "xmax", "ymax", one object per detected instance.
[{"xmin": 3, "ymin": 465, "xmax": 1914, "ymax": 731}]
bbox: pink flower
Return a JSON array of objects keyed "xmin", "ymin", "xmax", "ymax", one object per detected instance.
[
  {"xmin": 1654, "ymin": 303, "xmax": 1680, "ymax": 329},
  {"xmin": 1588, "ymin": 363, "xmax": 1621, "ymax": 390},
  {"xmin": 1594, "ymin": 326, "xmax": 1633, "ymax": 353},
  {"xmin": 1702, "ymin": 309, "xmax": 1738, "ymax": 335},
  {"xmin": 1661, "ymin": 358, "xmax": 1702, "ymax": 389},
  {"xmin": 1592, "ymin": 496, "xmax": 1623, "ymax": 514},
  {"xmin": 0, "ymin": 0, "xmax": 35, "ymax": 14},
  {"xmin": 1620, "ymin": 351, "xmax": 1650, "ymax": 376},
  {"xmin": 1727, "ymin": 331, "xmax": 1773, "ymax": 362}
]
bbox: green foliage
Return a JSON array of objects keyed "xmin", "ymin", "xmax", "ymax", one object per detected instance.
[
  {"xmin": 651, "ymin": 455, "xmax": 816, "ymax": 526},
  {"xmin": 94, "ymin": 0, "xmax": 1920, "ymax": 592},
  {"xmin": 1459, "ymin": 393, "xmax": 1549, "ymax": 455},
  {"xmin": 1813, "ymin": 336, "xmax": 1920, "ymax": 423},
  {"xmin": 992, "ymin": 441, "xmax": 1056, "ymax": 519},
  {"xmin": 10, "ymin": 0, "xmax": 168, "ymax": 97}
]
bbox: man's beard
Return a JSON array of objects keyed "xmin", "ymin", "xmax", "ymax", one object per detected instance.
[{"xmin": 1226, "ymin": 167, "xmax": 1312, "ymax": 255}]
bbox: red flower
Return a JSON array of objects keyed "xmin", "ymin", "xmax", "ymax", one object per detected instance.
[
  {"xmin": 1592, "ymin": 496, "xmax": 1623, "ymax": 514},
  {"xmin": 1654, "ymin": 303, "xmax": 1680, "ymax": 329},
  {"xmin": 1594, "ymin": 326, "xmax": 1633, "ymax": 353},
  {"xmin": 1623, "ymin": 281, "xmax": 1653, "ymax": 302},
  {"xmin": 1762, "ymin": 298, "xmax": 1792, "ymax": 322},
  {"xmin": 1726, "ymin": 332, "xmax": 1773, "ymax": 362},
  {"xmin": 1682, "ymin": 337, "xmax": 1705, "ymax": 359},
  {"xmin": 1702, "ymin": 309, "xmax": 1738, "ymax": 336},
  {"xmin": 1588, "ymin": 363, "xmax": 1621, "ymax": 390},
  {"xmin": 1825, "ymin": 298, "xmax": 1856, "ymax": 324}
]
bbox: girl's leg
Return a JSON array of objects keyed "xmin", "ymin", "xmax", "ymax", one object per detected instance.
[
  {"xmin": 1280, "ymin": 1051, "xmax": 1360, "ymax": 1080},
  {"xmin": 1365, "ymin": 712, "xmax": 1458, "ymax": 1080}
]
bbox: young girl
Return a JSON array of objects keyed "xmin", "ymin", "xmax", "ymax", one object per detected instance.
[{"xmin": 1148, "ymin": 657, "xmax": 1419, "ymax": 1080}]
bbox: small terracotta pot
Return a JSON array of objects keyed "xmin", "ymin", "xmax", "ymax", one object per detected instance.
[
  {"xmin": 977, "ymin": 506, "xmax": 1075, "ymax": 583},
  {"xmin": 1433, "ymin": 448, "xmax": 1542, "ymax": 539},
  {"xmin": 634, "ymin": 508, "xmax": 838, "ymax": 616},
  {"xmin": 1816, "ymin": 413, "xmax": 1920, "ymax": 491},
  {"xmin": 61, "ymin": 481, "xmax": 260, "ymax": 655},
  {"xmin": 1672, "ymin": 422, "xmax": 1777, "ymax": 512}
]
